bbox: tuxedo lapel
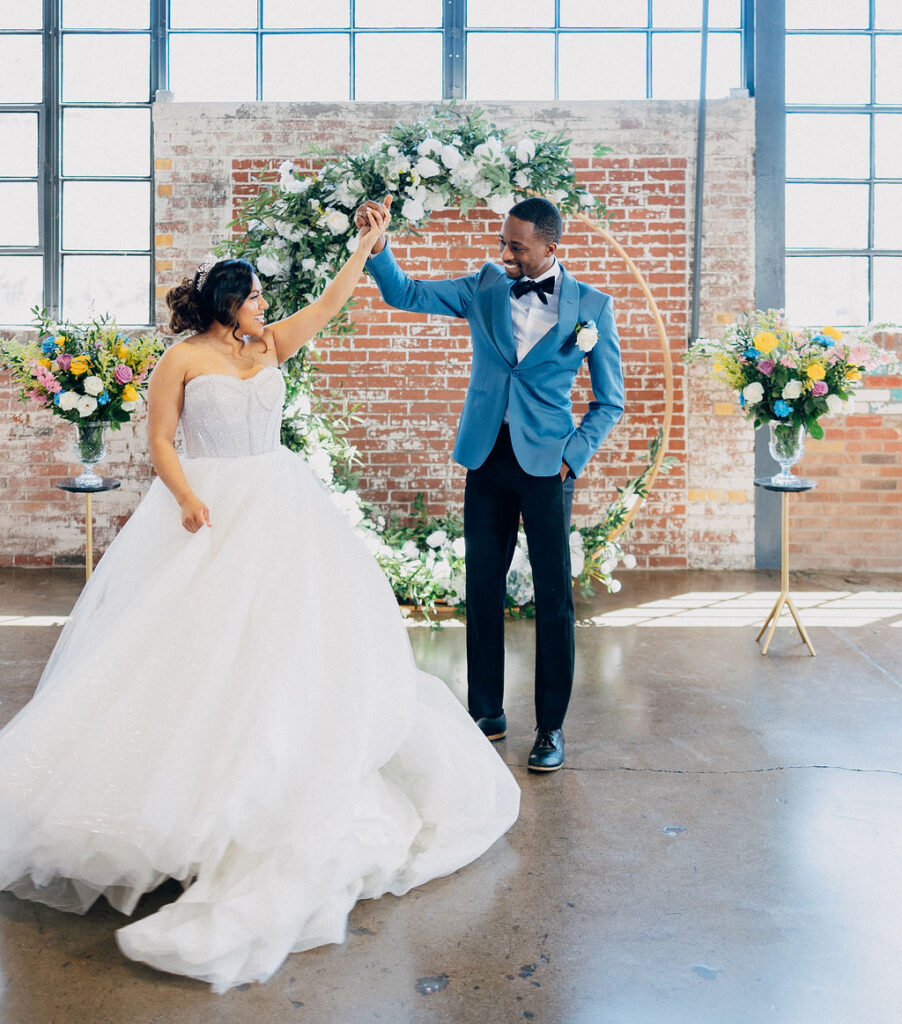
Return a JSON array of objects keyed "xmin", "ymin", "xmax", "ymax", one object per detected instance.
[
  {"xmin": 489, "ymin": 274, "xmax": 517, "ymax": 366},
  {"xmin": 517, "ymin": 266, "xmax": 580, "ymax": 368}
]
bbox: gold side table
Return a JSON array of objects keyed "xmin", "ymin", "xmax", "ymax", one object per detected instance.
[
  {"xmin": 56, "ymin": 477, "xmax": 121, "ymax": 581},
  {"xmin": 754, "ymin": 476, "xmax": 817, "ymax": 657}
]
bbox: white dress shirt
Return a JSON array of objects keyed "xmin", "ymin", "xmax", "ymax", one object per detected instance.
[{"xmin": 504, "ymin": 259, "xmax": 561, "ymax": 425}]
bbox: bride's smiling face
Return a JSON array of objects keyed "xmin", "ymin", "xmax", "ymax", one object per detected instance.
[{"xmin": 235, "ymin": 276, "xmax": 269, "ymax": 335}]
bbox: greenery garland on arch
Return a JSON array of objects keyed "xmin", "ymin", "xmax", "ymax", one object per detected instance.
[{"xmin": 219, "ymin": 104, "xmax": 675, "ymax": 616}]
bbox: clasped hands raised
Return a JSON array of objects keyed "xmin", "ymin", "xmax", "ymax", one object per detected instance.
[{"xmin": 355, "ymin": 196, "xmax": 392, "ymax": 256}]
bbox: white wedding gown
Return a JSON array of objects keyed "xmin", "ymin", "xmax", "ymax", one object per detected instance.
[{"xmin": 0, "ymin": 366, "xmax": 519, "ymax": 992}]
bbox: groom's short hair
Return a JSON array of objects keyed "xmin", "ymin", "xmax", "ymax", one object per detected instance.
[{"xmin": 508, "ymin": 197, "xmax": 563, "ymax": 245}]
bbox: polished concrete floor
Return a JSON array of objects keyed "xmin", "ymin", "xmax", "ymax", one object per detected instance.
[{"xmin": 0, "ymin": 567, "xmax": 900, "ymax": 1024}]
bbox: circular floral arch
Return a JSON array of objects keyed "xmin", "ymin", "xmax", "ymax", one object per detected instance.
[{"xmin": 222, "ymin": 104, "xmax": 675, "ymax": 609}]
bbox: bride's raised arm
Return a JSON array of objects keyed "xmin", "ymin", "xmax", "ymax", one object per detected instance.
[{"xmin": 269, "ymin": 197, "xmax": 391, "ymax": 364}]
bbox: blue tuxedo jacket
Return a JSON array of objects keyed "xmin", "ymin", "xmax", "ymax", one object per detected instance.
[{"xmin": 367, "ymin": 245, "xmax": 624, "ymax": 479}]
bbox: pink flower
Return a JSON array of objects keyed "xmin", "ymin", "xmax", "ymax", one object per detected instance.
[
  {"xmin": 849, "ymin": 344, "xmax": 872, "ymax": 367},
  {"xmin": 35, "ymin": 367, "xmax": 61, "ymax": 393},
  {"xmin": 113, "ymin": 363, "xmax": 133, "ymax": 384},
  {"xmin": 758, "ymin": 360, "xmax": 775, "ymax": 376},
  {"xmin": 56, "ymin": 352, "xmax": 72, "ymax": 371},
  {"xmin": 811, "ymin": 380, "xmax": 829, "ymax": 397},
  {"xmin": 780, "ymin": 355, "xmax": 797, "ymax": 368}
]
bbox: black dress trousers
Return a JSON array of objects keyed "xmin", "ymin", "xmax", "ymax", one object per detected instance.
[{"xmin": 464, "ymin": 424, "xmax": 575, "ymax": 731}]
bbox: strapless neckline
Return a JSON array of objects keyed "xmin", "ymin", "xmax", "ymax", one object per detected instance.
[{"xmin": 184, "ymin": 366, "xmax": 281, "ymax": 390}]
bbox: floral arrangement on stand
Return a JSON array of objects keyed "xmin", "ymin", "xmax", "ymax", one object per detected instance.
[
  {"xmin": 1, "ymin": 310, "xmax": 164, "ymax": 482},
  {"xmin": 219, "ymin": 103, "xmax": 673, "ymax": 618},
  {"xmin": 685, "ymin": 308, "xmax": 898, "ymax": 480}
]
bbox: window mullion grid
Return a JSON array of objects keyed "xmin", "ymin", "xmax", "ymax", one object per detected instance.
[{"xmin": 42, "ymin": 0, "xmax": 60, "ymax": 319}]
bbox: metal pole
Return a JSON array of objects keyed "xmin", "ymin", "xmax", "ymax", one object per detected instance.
[{"xmin": 689, "ymin": 0, "xmax": 710, "ymax": 344}]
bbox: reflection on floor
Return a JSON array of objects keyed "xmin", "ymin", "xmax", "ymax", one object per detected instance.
[{"xmin": 0, "ymin": 567, "xmax": 900, "ymax": 1024}]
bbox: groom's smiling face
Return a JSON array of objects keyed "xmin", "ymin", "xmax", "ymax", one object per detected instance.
[{"xmin": 498, "ymin": 215, "xmax": 557, "ymax": 281}]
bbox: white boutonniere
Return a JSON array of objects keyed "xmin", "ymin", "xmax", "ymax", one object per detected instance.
[{"xmin": 574, "ymin": 319, "xmax": 599, "ymax": 352}]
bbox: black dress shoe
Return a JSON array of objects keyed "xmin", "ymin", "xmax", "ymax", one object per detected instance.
[
  {"xmin": 528, "ymin": 728, "xmax": 564, "ymax": 772},
  {"xmin": 474, "ymin": 711, "xmax": 507, "ymax": 741}
]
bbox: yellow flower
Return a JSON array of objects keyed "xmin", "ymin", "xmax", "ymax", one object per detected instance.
[
  {"xmin": 121, "ymin": 383, "xmax": 138, "ymax": 402},
  {"xmin": 754, "ymin": 331, "xmax": 779, "ymax": 353},
  {"xmin": 845, "ymin": 367, "xmax": 861, "ymax": 381},
  {"xmin": 69, "ymin": 356, "xmax": 90, "ymax": 376},
  {"xmin": 806, "ymin": 362, "xmax": 826, "ymax": 381},
  {"xmin": 713, "ymin": 361, "xmax": 723, "ymax": 372},
  {"xmin": 38, "ymin": 357, "xmax": 52, "ymax": 369},
  {"xmin": 821, "ymin": 326, "xmax": 843, "ymax": 341},
  {"xmin": 117, "ymin": 345, "xmax": 130, "ymax": 359}
]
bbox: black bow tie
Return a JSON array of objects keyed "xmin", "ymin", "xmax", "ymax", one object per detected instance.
[{"xmin": 511, "ymin": 276, "xmax": 554, "ymax": 303}]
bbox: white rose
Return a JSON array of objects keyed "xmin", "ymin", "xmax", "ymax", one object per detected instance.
[
  {"xmin": 423, "ymin": 189, "xmax": 447, "ymax": 212},
  {"xmin": 452, "ymin": 536, "xmax": 466, "ymax": 558},
  {"xmin": 450, "ymin": 159, "xmax": 479, "ymax": 187},
  {"xmin": 301, "ymin": 257, "xmax": 316, "ymax": 271},
  {"xmin": 426, "ymin": 529, "xmax": 447, "ymax": 548},
  {"xmin": 515, "ymin": 138, "xmax": 536, "ymax": 163},
  {"xmin": 743, "ymin": 381, "xmax": 764, "ymax": 405},
  {"xmin": 440, "ymin": 144, "xmax": 462, "ymax": 169},
  {"xmin": 256, "ymin": 253, "xmax": 288, "ymax": 278},
  {"xmin": 569, "ymin": 531, "xmax": 584, "ymax": 551},
  {"xmin": 470, "ymin": 178, "xmax": 492, "ymax": 198},
  {"xmin": 608, "ymin": 578, "xmax": 623, "ymax": 594},
  {"xmin": 487, "ymin": 192, "xmax": 515, "ymax": 216},
  {"xmin": 782, "ymin": 379, "xmax": 803, "ymax": 400},
  {"xmin": 321, "ymin": 209, "xmax": 350, "ymax": 235},
  {"xmin": 570, "ymin": 549, "xmax": 585, "ymax": 577},
  {"xmin": 277, "ymin": 159, "xmax": 294, "ymax": 177},
  {"xmin": 576, "ymin": 321, "xmax": 599, "ymax": 352},
  {"xmin": 346, "ymin": 235, "xmax": 359, "ymax": 253},
  {"xmin": 622, "ymin": 553, "xmax": 638, "ymax": 569},
  {"xmin": 120, "ymin": 400, "xmax": 137, "ymax": 413},
  {"xmin": 417, "ymin": 137, "xmax": 442, "ymax": 156},
  {"xmin": 275, "ymin": 220, "xmax": 304, "ymax": 242},
  {"xmin": 514, "ymin": 170, "xmax": 529, "ymax": 188},
  {"xmin": 401, "ymin": 540, "xmax": 419, "ymax": 559},
  {"xmin": 432, "ymin": 559, "xmax": 452, "ymax": 581},
  {"xmin": 550, "ymin": 188, "xmax": 568, "ymax": 203},
  {"xmin": 82, "ymin": 375, "xmax": 104, "ymax": 396},
  {"xmin": 826, "ymin": 393, "xmax": 844, "ymax": 414},
  {"xmin": 401, "ymin": 197, "xmax": 425, "ymax": 222},
  {"xmin": 413, "ymin": 156, "xmax": 441, "ymax": 178},
  {"xmin": 75, "ymin": 394, "xmax": 97, "ymax": 418},
  {"xmin": 285, "ymin": 392, "xmax": 311, "ymax": 417},
  {"xmin": 334, "ymin": 180, "xmax": 362, "ymax": 207},
  {"xmin": 58, "ymin": 391, "xmax": 79, "ymax": 411},
  {"xmin": 600, "ymin": 557, "xmax": 617, "ymax": 575},
  {"xmin": 579, "ymin": 192, "xmax": 596, "ymax": 207}
]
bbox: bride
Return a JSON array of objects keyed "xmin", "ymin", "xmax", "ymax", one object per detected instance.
[{"xmin": 0, "ymin": 201, "xmax": 519, "ymax": 993}]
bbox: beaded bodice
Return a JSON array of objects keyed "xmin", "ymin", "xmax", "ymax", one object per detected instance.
[{"xmin": 180, "ymin": 367, "xmax": 285, "ymax": 458}]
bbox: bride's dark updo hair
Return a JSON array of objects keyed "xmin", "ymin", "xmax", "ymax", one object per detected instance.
[{"xmin": 166, "ymin": 258, "xmax": 256, "ymax": 336}]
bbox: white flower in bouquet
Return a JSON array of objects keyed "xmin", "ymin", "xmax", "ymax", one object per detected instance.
[
  {"xmin": 279, "ymin": 174, "xmax": 308, "ymax": 195},
  {"xmin": 487, "ymin": 192, "xmax": 516, "ymax": 216},
  {"xmin": 320, "ymin": 209, "xmax": 350, "ymax": 236},
  {"xmin": 82, "ymin": 375, "xmax": 104, "ymax": 396},
  {"xmin": 301, "ymin": 257, "xmax": 316, "ymax": 271},
  {"xmin": 401, "ymin": 540, "xmax": 419, "ymax": 559},
  {"xmin": 121, "ymin": 400, "xmax": 137, "ymax": 412},
  {"xmin": 401, "ymin": 196, "xmax": 426, "ymax": 222},
  {"xmin": 256, "ymin": 253, "xmax": 288, "ymax": 279},
  {"xmin": 275, "ymin": 220, "xmax": 305, "ymax": 243},
  {"xmin": 622, "ymin": 553, "xmax": 638, "ymax": 569},
  {"xmin": 515, "ymin": 137, "xmax": 536, "ymax": 163},
  {"xmin": 826, "ymin": 393, "xmax": 845, "ymax": 414},
  {"xmin": 284, "ymin": 391, "xmax": 311, "ymax": 418},
  {"xmin": 452, "ymin": 536, "xmax": 466, "ymax": 558},
  {"xmin": 440, "ymin": 143, "xmax": 463, "ymax": 169},
  {"xmin": 600, "ymin": 557, "xmax": 617, "ymax": 575},
  {"xmin": 609, "ymin": 579, "xmax": 623, "ymax": 594},
  {"xmin": 579, "ymin": 192, "xmax": 596, "ymax": 207},
  {"xmin": 513, "ymin": 170, "xmax": 529, "ymax": 188},
  {"xmin": 75, "ymin": 394, "xmax": 97, "ymax": 417},
  {"xmin": 330, "ymin": 488, "xmax": 363, "ymax": 527},
  {"xmin": 549, "ymin": 188, "xmax": 568, "ymax": 204},
  {"xmin": 432, "ymin": 559, "xmax": 452, "ymax": 581},
  {"xmin": 742, "ymin": 381, "xmax": 764, "ymax": 405},
  {"xmin": 450, "ymin": 159, "xmax": 479, "ymax": 187},
  {"xmin": 426, "ymin": 529, "xmax": 447, "ymax": 548},
  {"xmin": 423, "ymin": 188, "xmax": 447, "ymax": 212},
  {"xmin": 413, "ymin": 156, "xmax": 442, "ymax": 178},
  {"xmin": 474, "ymin": 137, "xmax": 506, "ymax": 162},
  {"xmin": 417, "ymin": 137, "xmax": 442, "ymax": 156},
  {"xmin": 334, "ymin": 179, "xmax": 363, "ymax": 207},
  {"xmin": 346, "ymin": 235, "xmax": 360, "ymax": 253},
  {"xmin": 470, "ymin": 178, "xmax": 492, "ymax": 199},
  {"xmin": 781, "ymin": 379, "xmax": 803, "ymax": 400},
  {"xmin": 58, "ymin": 391, "xmax": 79, "ymax": 412},
  {"xmin": 570, "ymin": 546, "xmax": 585, "ymax": 577}
]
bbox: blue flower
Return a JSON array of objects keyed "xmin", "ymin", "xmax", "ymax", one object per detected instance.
[
  {"xmin": 41, "ymin": 338, "xmax": 58, "ymax": 356},
  {"xmin": 53, "ymin": 391, "xmax": 63, "ymax": 406},
  {"xmin": 773, "ymin": 399, "xmax": 792, "ymax": 418},
  {"xmin": 743, "ymin": 347, "xmax": 761, "ymax": 359},
  {"xmin": 739, "ymin": 393, "xmax": 746, "ymax": 408},
  {"xmin": 98, "ymin": 392, "xmax": 110, "ymax": 406},
  {"xmin": 812, "ymin": 333, "xmax": 835, "ymax": 347}
]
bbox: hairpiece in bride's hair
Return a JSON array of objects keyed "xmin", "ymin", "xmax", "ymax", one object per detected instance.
[{"xmin": 195, "ymin": 252, "xmax": 219, "ymax": 291}]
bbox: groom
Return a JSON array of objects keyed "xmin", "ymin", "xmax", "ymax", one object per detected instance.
[{"xmin": 355, "ymin": 195, "xmax": 624, "ymax": 772}]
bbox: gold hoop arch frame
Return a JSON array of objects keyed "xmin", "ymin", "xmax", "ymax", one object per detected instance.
[{"xmin": 563, "ymin": 205, "xmax": 675, "ymax": 543}]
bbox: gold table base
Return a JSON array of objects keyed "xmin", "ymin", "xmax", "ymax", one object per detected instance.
[{"xmin": 56, "ymin": 477, "xmax": 121, "ymax": 580}]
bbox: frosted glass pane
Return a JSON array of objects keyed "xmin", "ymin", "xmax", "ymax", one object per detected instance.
[
  {"xmin": 873, "ymin": 184, "xmax": 902, "ymax": 248},
  {"xmin": 263, "ymin": 0, "xmax": 349, "ymax": 28},
  {"xmin": 62, "ymin": 0, "xmax": 149, "ymax": 28},
  {"xmin": 559, "ymin": 33, "xmax": 646, "ymax": 100},
  {"xmin": 63, "ymin": 255, "xmax": 151, "ymax": 323},
  {"xmin": 876, "ymin": 36, "xmax": 902, "ymax": 104},
  {"xmin": 561, "ymin": 0, "xmax": 647, "ymax": 26},
  {"xmin": 169, "ymin": 34, "xmax": 257, "ymax": 100},
  {"xmin": 785, "ymin": 257, "xmax": 868, "ymax": 326},
  {"xmin": 63, "ymin": 182, "xmax": 150, "ymax": 250},
  {"xmin": 63, "ymin": 108, "xmax": 150, "ymax": 176},
  {"xmin": 785, "ymin": 184, "xmax": 868, "ymax": 248},
  {"xmin": 786, "ymin": 114, "xmax": 870, "ymax": 178},
  {"xmin": 0, "ymin": 114, "xmax": 38, "ymax": 176},
  {"xmin": 785, "ymin": 0, "xmax": 869, "ymax": 28},
  {"xmin": 652, "ymin": 32, "xmax": 740, "ymax": 99},
  {"xmin": 0, "ymin": 184, "xmax": 39, "ymax": 246},
  {"xmin": 170, "ymin": 0, "xmax": 256, "ymax": 28},
  {"xmin": 0, "ymin": 257, "xmax": 43, "ymax": 326},
  {"xmin": 62, "ymin": 34, "xmax": 149, "ymax": 101},
  {"xmin": 0, "ymin": 0, "xmax": 42, "ymax": 29},
  {"xmin": 355, "ymin": 0, "xmax": 440, "ymax": 27},
  {"xmin": 355, "ymin": 33, "xmax": 442, "ymax": 100},
  {"xmin": 785, "ymin": 35, "xmax": 871, "ymax": 104},
  {"xmin": 653, "ymin": 0, "xmax": 741, "ymax": 28},
  {"xmin": 263, "ymin": 35, "xmax": 349, "ymax": 100},
  {"xmin": 872, "ymin": 258, "xmax": 902, "ymax": 323},
  {"xmin": 875, "ymin": 115, "xmax": 902, "ymax": 177},
  {"xmin": 467, "ymin": 0, "xmax": 553, "ymax": 27},
  {"xmin": 467, "ymin": 33, "xmax": 554, "ymax": 99},
  {"xmin": 0, "ymin": 35, "xmax": 42, "ymax": 102},
  {"xmin": 875, "ymin": 0, "xmax": 902, "ymax": 29}
]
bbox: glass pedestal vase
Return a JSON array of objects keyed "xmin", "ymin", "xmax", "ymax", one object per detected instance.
[
  {"xmin": 72, "ymin": 421, "xmax": 108, "ymax": 488},
  {"xmin": 767, "ymin": 421, "xmax": 806, "ymax": 485}
]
